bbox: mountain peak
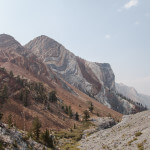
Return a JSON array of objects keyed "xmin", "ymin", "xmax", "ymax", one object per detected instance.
[
  {"xmin": 0, "ymin": 34, "xmax": 21, "ymax": 49},
  {"xmin": 0, "ymin": 34, "xmax": 15, "ymax": 43},
  {"xmin": 0, "ymin": 33, "xmax": 17, "ymax": 38},
  {"xmin": 25, "ymin": 35, "xmax": 63, "ymax": 58},
  {"xmin": 25, "ymin": 35, "xmax": 61, "ymax": 48},
  {"xmin": 37, "ymin": 35, "xmax": 51, "ymax": 39},
  {"xmin": 33, "ymin": 35, "xmax": 52, "ymax": 41}
]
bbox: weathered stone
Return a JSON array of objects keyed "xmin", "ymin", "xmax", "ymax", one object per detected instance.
[{"xmin": 79, "ymin": 110, "xmax": 150, "ymax": 150}]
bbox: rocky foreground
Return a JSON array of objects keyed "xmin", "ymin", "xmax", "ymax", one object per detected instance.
[
  {"xmin": 0, "ymin": 123, "xmax": 48, "ymax": 150},
  {"xmin": 79, "ymin": 110, "xmax": 150, "ymax": 150}
]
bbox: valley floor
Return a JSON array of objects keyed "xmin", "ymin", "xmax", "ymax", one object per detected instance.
[{"xmin": 78, "ymin": 110, "xmax": 150, "ymax": 150}]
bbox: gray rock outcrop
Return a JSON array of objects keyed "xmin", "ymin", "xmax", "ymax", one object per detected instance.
[{"xmin": 0, "ymin": 123, "xmax": 48, "ymax": 150}]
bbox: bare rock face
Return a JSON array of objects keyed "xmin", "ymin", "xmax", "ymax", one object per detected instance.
[
  {"xmin": 25, "ymin": 35, "xmax": 137, "ymax": 114},
  {"xmin": 25, "ymin": 36, "xmax": 115, "ymax": 91}
]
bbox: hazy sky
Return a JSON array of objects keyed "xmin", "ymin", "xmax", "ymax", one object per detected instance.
[{"xmin": 0, "ymin": 0, "xmax": 150, "ymax": 95}]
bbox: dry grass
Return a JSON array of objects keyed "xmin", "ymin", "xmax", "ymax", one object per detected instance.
[
  {"xmin": 0, "ymin": 58, "xmax": 122, "ymax": 132},
  {"xmin": 55, "ymin": 121, "xmax": 94, "ymax": 150}
]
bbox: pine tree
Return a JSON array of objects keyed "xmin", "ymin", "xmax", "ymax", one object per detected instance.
[
  {"xmin": 65, "ymin": 105, "xmax": 69, "ymax": 114},
  {"xmin": 23, "ymin": 88, "xmax": 29, "ymax": 107},
  {"xmin": 68, "ymin": 106, "xmax": 73, "ymax": 118},
  {"xmin": 0, "ymin": 113, "xmax": 3, "ymax": 121},
  {"xmin": 19, "ymin": 90, "xmax": 23, "ymax": 101},
  {"xmin": 89, "ymin": 102, "xmax": 94, "ymax": 113},
  {"xmin": 0, "ymin": 85, "xmax": 8, "ymax": 101},
  {"xmin": 41, "ymin": 129, "xmax": 54, "ymax": 148},
  {"xmin": 48, "ymin": 91, "xmax": 57, "ymax": 102},
  {"xmin": 47, "ymin": 103, "xmax": 50, "ymax": 110},
  {"xmin": 32, "ymin": 117, "xmax": 42, "ymax": 141},
  {"xmin": 83, "ymin": 110, "xmax": 90, "ymax": 121},
  {"xmin": 16, "ymin": 75, "xmax": 23, "ymax": 86},
  {"xmin": 9, "ymin": 71, "xmax": 14, "ymax": 78},
  {"xmin": 75, "ymin": 112, "xmax": 79, "ymax": 121},
  {"xmin": 61, "ymin": 105, "xmax": 64, "ymax": 110},
  {"xmin": 96, "ymin": 112, "xmax": 100, "ymax": 117}
]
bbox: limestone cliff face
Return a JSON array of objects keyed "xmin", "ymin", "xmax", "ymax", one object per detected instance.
[
  {"xmin": 25, "ymin": 36, "xmax": 115, "ymax": 92},
  {"xmin": 25, "ymin": 37, "xmax": 114, "ymax": 97},
  {"xmin": 25, "ymin": 35, "xmax": 136, "ymax": 114}
]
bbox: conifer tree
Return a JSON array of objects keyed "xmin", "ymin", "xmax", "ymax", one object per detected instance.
[
  {"xmin": 75, "ymin": 112, "xmax": 79, "ymax": 121},
  {"xmin": 89, "ymin": 102, "xmax": 94, "ymax": 113},
  {"xmin": 0, "ymin": 113, "xmax": 3, "ymax": 121},
  {"xmin": 41, "ymin": 129, "xmax": 54, "ymax": 148},
  {"xmin": 65, "ymin": 105, "xmax": 69, "ymax": 114},
  {"xmin": 17, "ymin": 75, "xmax": 24, "ymax": 86},
  {"xmin": 32, "ymin": 117, "xmax": 42, "ymax": 141},
  {"xmin": 1, "ymin": 85, "xmax": 8, "ymax": 101},
  {"xmin": 19, "ymin": 90, "xmax": 23, "ymax": 101},
  {"xmin": 23, "ymin": 88, "xmax": 29, "ymax": 107},
  {"xmin": 68, "ymin": 105, "xmax": 73, "ymax": 118},
  {"xmin": 48, "ymin": 91, "xmax": 57, "ymax": 102},
  {"xmin": 73, "ymin": 123, "xmax": 76, "ymax": 129},
  {"xmin": 83, "ymin": 110, "xmax": 90, "ymax": 121},
  {"xmin": 9, "ymin": 71, "xmax": 14, "ymax": 78}
]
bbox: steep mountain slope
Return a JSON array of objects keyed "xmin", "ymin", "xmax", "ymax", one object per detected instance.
[
  {"xmin": 0, "ymin": 67, "xmax": 77, "ymax": 131},
  {"xmin": 0, "ymin": 34, "xmax": 122, "ymax": 131},
  {"xmin": 116, "ymin": 83, "xmax": 150, "ymax": 109},
  {"xmin": 25, "ymin": 35, "xmax": 144, "ymax": 114}
]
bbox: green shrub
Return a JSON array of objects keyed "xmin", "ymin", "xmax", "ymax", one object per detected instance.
[
  {"xmin": 135, "ymin": 131, "xmax": 142, "ymax": 137},
  {"xmin": 137, "ymin": 143, "xmax": 144, "ymax": 150}
]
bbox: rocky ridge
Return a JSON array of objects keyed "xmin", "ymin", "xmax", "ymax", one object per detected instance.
[
  {"xmin": 25, "ymin": 35, "xmax": 141, "ymax": 114},
  {"xmin": 116, "ymin": 83, "xmax": 150, "ymax": 109}
]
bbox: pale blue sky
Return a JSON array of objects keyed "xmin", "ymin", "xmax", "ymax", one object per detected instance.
[{"xmin": 0, "ymin": 0, "xmax": 150, "ymax": 95}]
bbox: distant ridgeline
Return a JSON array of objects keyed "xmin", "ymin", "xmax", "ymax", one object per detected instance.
[{"xmin": 116, "ymin": 92, "xmax": 147, "ymax": 113}]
